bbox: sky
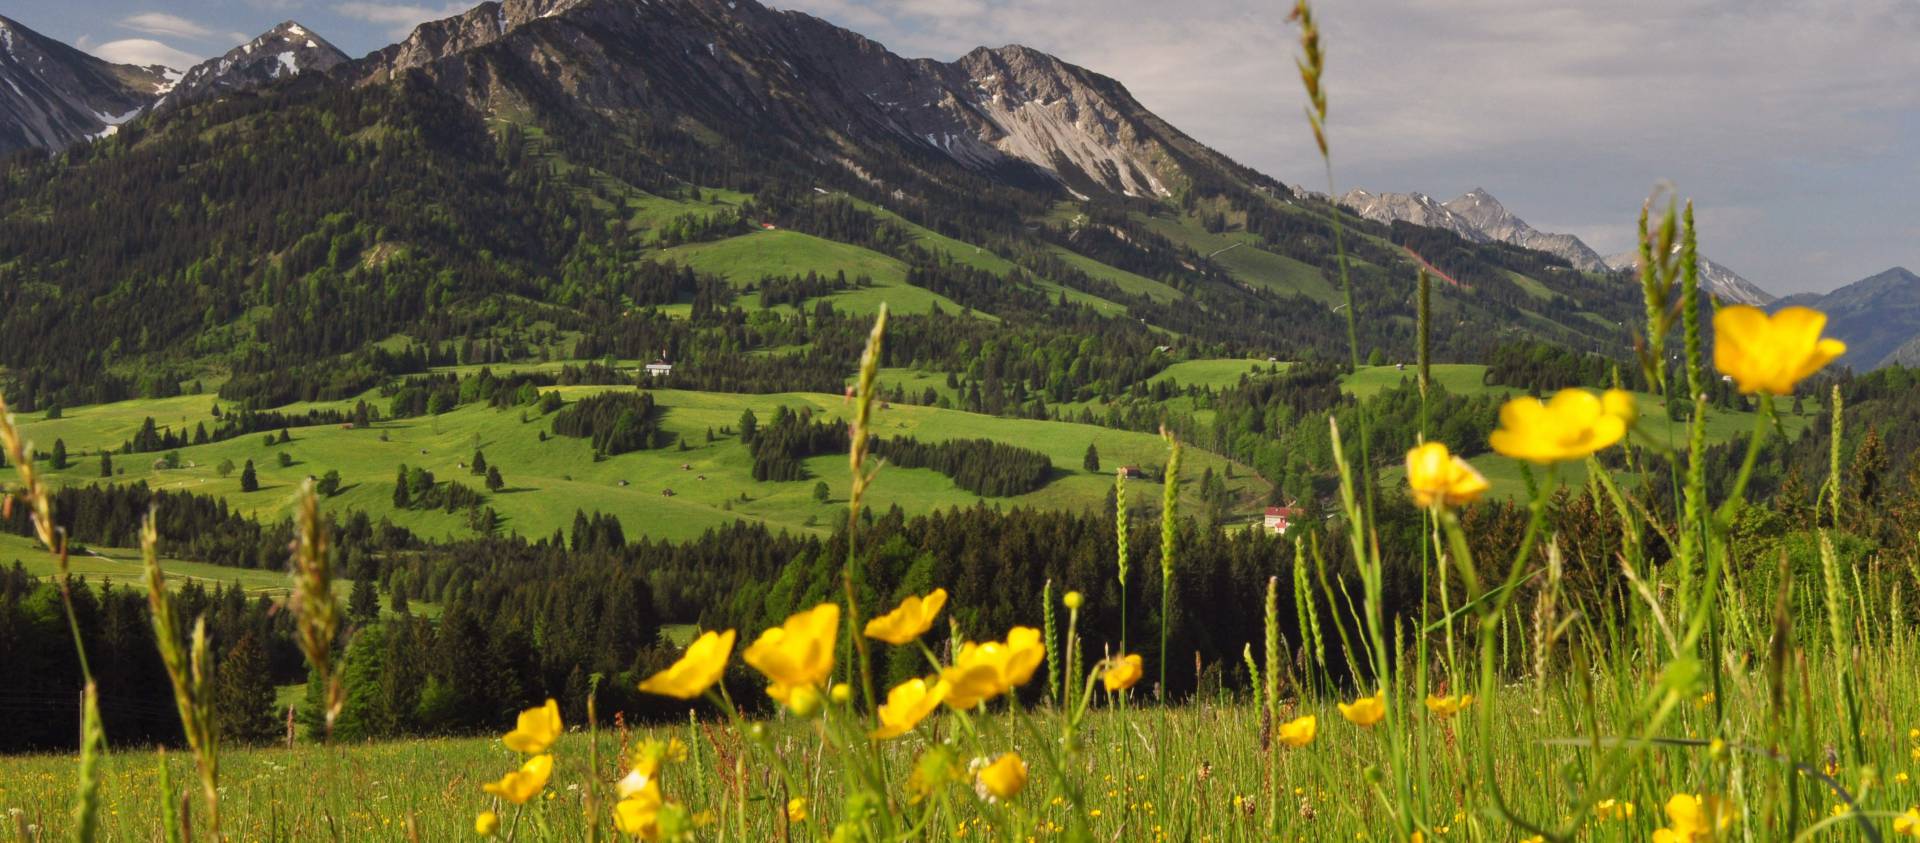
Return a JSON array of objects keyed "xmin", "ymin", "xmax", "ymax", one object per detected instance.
[{"xmin": 18, "ymin": 0, "xmax": 1918, "ymax": 294}]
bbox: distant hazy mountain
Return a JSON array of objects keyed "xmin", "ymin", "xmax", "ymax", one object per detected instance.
[
  {"xmin": 1443, "ymin": 188, "xmax": 1606, "ymax": 271},
  {"xmin": 1772, "ymin": 266, "xmax": 1920, "ymax": 370},
  {"xmin": 155, "ymin": 22, "xmax": 347, "ymax": 114},
  {"xmin": 1603, "ymin": 249, "xmax": 1775, "ymax": 306},
  {"xmin": 1337, "ymin": 189, "xmax": 1488, "ymax": 243},
  {"xmin": 0, "ymin": 14, "xmax": 176, "ymax": 154},
  {"xmin": 1333, "ymin": 186, "xmax": 1611, "ymax": 272}
]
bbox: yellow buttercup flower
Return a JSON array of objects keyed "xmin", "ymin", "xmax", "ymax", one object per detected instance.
[
  {"xmin": 1423, "ymin": 693, "xmax": 1474, "ymax": 718},
  {"xmin": 1489, "ymin": 389, "xmax": 1627, "ymax": 464},
  {"xmin": 1651, "ymin": 793, "xmax": 1735, "ymax": 843},
  {"xmin": 1277, "ymin": 714, "xmax": 1317, "ymax": 748},
  {"xmin": 830, "ymin": 682, "xmax": 853, "ymax": 704},
  {"xmin": 503, "ymin": 698, "xmax": 562, "ymax": 755},
  {"xmin": 482, "ymin": 754, "xmax": 553, "ymax": 805},
  {"xmin": 1593, "ymin": 798, "xmax": 1634, "ymax": 821},
  {"xmin": 613, "ymin": 779, "xmax": 663, "ymax": 840},
  {"xmin": 1102, "ymin": 654, "xmax": 1144, "ymax": 692},
  {"xmin": 942, "ymin": 627, "xmax": 1047, "ymax": 709},
  {"xmin": 1894, "ymin": 807, "xmax": 1920, "ymax": 838},
  {"xmin": 1602, "ymin": 389, "xmax": 1638, "ymax": 425},
  {"xmin": 872, "ymin": 677, "xmax": 947, "ymax": 739},
  {"xmin": 638, "ymin": 629, "xmax": 736, "ymax": 699},
  {"xmin": 787, "ymin": 797, "xmax": 808, "ymax": 823},
  {"xmin": 977, "ymin": 752, "xmax": 1028, "ymax": 800},
  {"xmin": 1714, "ymin": 305, "xmax": 1846, "ymax": 395},
  {"xmin": 1405, "ymin": 442, "xmax": 1489, "ymax": 509},
  {"xmin": 474, "ymin": 810, "xmax": 500, "ymax": 837},
  {"xmin": 744, "ymin": 603, "xmax": 841, "ymax": 706},
  {"xmin": 1338, "ymin": 690, "xmax": 1387, "ymax": 728},
  {"xmin": 865, "ymin": 589, "xmax": 947, "ymax": 645}
]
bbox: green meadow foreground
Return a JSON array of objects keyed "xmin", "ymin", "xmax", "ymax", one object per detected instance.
[{"xmin": 2, "ymin": 648, "xmax": 1917, "ymax": 841}]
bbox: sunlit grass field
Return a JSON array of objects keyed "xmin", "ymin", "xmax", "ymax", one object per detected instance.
[
  {"xmin": 12, "ymin": 386, "xmax": 1269, "ymax": 544},
  {"xmin": 3, "ymin": 644, "xmax": 1916, "ymax": 841}
]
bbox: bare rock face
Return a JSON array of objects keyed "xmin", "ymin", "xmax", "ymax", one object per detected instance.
[
  {"xmin": 156, "ymin": 22, "xmax": 348, "ymax": 114},
  {"xmin": 352, "ymin": 0, "xmax": 1268, "ymax": 200},
  {"xmin": 1339, "ymin": 189, "xmax": 1489, "ymax": 242},
  {"xmin": 358, "ymin": 0, "xmax": 581, "ymax": 83},
  {"xmin": 0, "ymin": 13, "xmax": 175, "ymax": 154},
  {"xmin": 1444, "ymin": 188, "xmax": 1606, "ymax": 271},
  {"xmin": 1604, "ymin": 248, "xmax": 1775, "ymax": 306}
]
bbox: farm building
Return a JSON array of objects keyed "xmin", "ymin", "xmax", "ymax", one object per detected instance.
[
  {"xmin": 645, "ymin": 360, "xmax": 674, "ymax": 378},
  {"xmin": 1263, "ymin": 505, "xmax": 1302, "ymax": 535}
]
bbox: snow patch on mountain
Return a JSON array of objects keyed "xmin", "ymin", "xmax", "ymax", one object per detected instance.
[{"xmin": 1603, "ymin": 248, "xmax": 1775, "ymax": 305}]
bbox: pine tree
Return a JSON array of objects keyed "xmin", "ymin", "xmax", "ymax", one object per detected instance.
[
  {"xmin": 99, "ymin": 451, "xmax": 113, "ymax": 477},
  {"xmin": 739, "ymin": 409, "xmax": 759, "ymax": 442},
  {"xmin": 393, "ymin": 465, "xmax": 411, "ymax": 508},
  {"xmin": 239, "ymin": 459, "xmax": 259, "ymax": 492},
  {"xmin": 485, "ymin": 465, "xmax": 504, "ymax": 492},
  {"xmin": 215, "ymin": 632, "xmax": 281, "ymax": 744},
  {"xmin": 348, "ymin": 578, "xmax": 380, "ymax": 624},
  {"xmin": 50, "ymin": 438, "xmax": 67, "ymax": 469},
  {"xmin": 1083, "ymin": 443, "xmax": 1100, "ymax": 472},
  {"xmin": 471, "ymin": 449, "xmax": 487, "ymax": 476}
]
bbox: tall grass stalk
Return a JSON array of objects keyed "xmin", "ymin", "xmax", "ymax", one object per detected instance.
[{"xmin": 1, "ymin": 390, "xmax": 108, "ymax": 842}]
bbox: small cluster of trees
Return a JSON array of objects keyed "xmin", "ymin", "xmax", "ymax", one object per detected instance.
[
  {"xmin": 391, "ymin": 464, "xmax": 487, "ymax": 513},
  {"xmin": 550, "ymin": 392, "xmax": 673, "ymax": 456},
  {"xmin": 869, "ymin": 436, "xmax": 1053, "ymax": 497}
]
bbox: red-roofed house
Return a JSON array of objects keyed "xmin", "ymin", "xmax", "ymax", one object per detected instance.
[{"xmin": 1263, "ymin": 505, "xmax": 1302, "ymax": 535}]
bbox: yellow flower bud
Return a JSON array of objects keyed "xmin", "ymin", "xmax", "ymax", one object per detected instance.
[{"xmin": 1063, "ymin": 591, "xmax": 1084, "ymax": 610}]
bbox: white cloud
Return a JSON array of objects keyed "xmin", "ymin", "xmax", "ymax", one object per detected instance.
[
  {"xmin": 335, "ymin": 1, "xmax": 472, "ymax": 38},
  {"xmin": 88, "ymin": 37, "xmax": 205, "ymax": 69},
  {"xmin": 119, "ymin": 12, "xmax": 213, "ymax": 40}
]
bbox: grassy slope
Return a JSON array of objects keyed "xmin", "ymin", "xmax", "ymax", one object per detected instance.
[
  {"xmin": 1141, "ymin": 213, "xmax": 1339, "ymax": 305},
  {"xmin": 849, "ymin": 198, "xmax": 1130, "ymax": 316},
  {"xmin": 656, "ymin": 230, "xmax": 980, "ymax": 318},
  {"xmin": 0, "ymin": 532, "xmax": 437, "ymax": 616},
  {"xmin": 18, "ymin": 388, "xmax": 1267, "ymax": 545},
  {"xmin": 1148, "ymin": 359, "xmax": 1293, "ymax": 389}
]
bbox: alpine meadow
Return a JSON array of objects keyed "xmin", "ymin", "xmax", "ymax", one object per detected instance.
[{"xmin": 5, "ymin": 0, "xmax": 1920, "ymax": 841}]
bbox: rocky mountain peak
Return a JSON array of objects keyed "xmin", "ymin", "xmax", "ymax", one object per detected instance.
[
  {"xmin": 350, "ymin": 0, "xmax": 1233, "ymax": 201},
  {"xmin": 0, "ymin": 13, "xmax": 174, "ymax": 153},
  {"xmin": 1443, "ymin": 188, "xmax": 1606, "ymax": 271},
  {"xmin": 1771, "ymin": 267, "xmax": 1919, "ymax": 369},
  {"xmin": 1339, "ymin": 189, "xmax": 1488, "ymax": 242},
  {"xmin": 1603, "ymin": 248, "xmax": 1775, "ymax": 306},
  {"xmin": 156, "ymin": 20, "xmax": 347, "ymax": 114}
]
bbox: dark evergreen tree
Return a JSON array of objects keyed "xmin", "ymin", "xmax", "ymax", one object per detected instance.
[
  {"xmin": 348, "ymin": 577, "xmax": 380, "ymax": 624},
  {"xmin": 1083, "ymin": 443, "xmax": 1100, "ymax": 472},
  {"xmin": 215, "ymin": 631, "xmax": 281, "ymax": 745},
  {"xmin": 51, "ymin": 438, "xmax": 67, "ymax": 469},
  {"xmin": 239, "ymin": 459, "xmax": 259, "ymax": 492},
  {"xmin": 99, "ymin": 451, "xmax": 113, "ymax": 478}
]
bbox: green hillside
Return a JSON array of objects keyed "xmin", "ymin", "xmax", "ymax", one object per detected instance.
[{"xmin": 17, "ymin": 388, "xmax": 1269, "ymax": 544}]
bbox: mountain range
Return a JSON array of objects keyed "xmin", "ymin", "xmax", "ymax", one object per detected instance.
[
  {"xmin": 0, "ymin": 14, "xmax": 346, "ymax": 154},
  {"xmin": 1328, "ymin": 185, "xmax": 1779, "ymax": 306},
  {"xmin": 1774, "ymin": 266, "xmax": 1920, "ymax": 370},
  {"xmin": 0, "ymin": 0, "xmax": 1911, "ymax": 411}
]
